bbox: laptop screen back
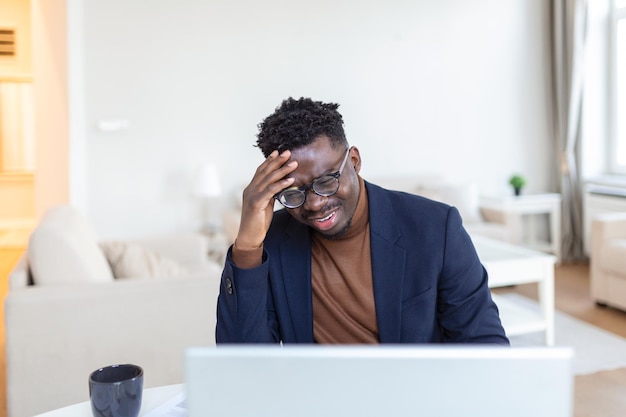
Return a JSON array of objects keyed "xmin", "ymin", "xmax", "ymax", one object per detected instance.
[{"xmin": 185, "ymin": 345, "xmax": 573, "ymax": 417}]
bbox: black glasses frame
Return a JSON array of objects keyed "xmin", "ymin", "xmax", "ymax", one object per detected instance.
[{"xmin": 275, "ymin": 147, "xmax": 352, "ymax": 209}]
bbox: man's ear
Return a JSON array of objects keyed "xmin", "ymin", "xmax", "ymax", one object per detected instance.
[{"xmin": 349, "ymin": 146, "xmax": 362, "ymax": 174}]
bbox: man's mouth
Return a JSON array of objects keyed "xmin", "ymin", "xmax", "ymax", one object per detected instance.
[
  {"xmin": 310, "ymin": 210, "xmax": 338, "ymax": 231},
  {"xmin": 315, "ymin": 212, "xmax": 335, "ymax": 223}
]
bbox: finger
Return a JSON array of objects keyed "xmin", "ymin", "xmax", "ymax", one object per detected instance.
[
  {"xmin": 247, "ymin": 166, "xmax": 297, "ymax": 205},
  {"xmin": 252, "ymin": 151, "xmax": 298, "ymax": 192},
  {"xmin": 256, "ymin": 150, "xmax": 292, "ymax": 175}
]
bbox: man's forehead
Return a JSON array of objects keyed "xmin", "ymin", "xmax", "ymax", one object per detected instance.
[{"xmin": 287, "ymin": 145, "xmax": 344, "ymax": 182}]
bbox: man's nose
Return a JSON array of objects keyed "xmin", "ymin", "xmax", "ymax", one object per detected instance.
[{"xmin": 302, "ymin": 190, "xmax": 327, "ymax": 211}]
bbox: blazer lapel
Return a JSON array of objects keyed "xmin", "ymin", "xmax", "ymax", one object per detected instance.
[
  {"xmin": 367, "ymin": 183, "xmax": 407, "ymax": 343},
  {"xmin": 278, "ymin": 219, "xmax": 314, "ymax": 342}
]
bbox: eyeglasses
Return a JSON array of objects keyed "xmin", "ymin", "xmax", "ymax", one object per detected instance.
[{"xmin": 275, "ymin": 147, "xmax": 352, "ymax": 209}]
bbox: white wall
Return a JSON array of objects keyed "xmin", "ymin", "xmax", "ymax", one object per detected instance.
[{"xmin": 75, "ymin": 0, "xmax": 554, "ymax": 239}]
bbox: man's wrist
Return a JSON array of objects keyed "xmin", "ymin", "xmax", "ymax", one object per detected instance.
[
  {"xmin": 234, "ymin": 238, "xmax": 263, "ymax": 251},
  {"xmin": 232, "ymin": 239, "xmax": 264, "ymax": 269}
]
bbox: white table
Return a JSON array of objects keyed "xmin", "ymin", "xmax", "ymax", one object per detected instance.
[
  {"xmin": 473, "ymin": 236, "xmax": 556, "ymax": 345},
  {"xmin": 479, "ymin": 193, "xmax": 562, "ymax": 262},
  {"xmin": 34, "ymin": 384, "xmax": 183, "ymax": 417}
]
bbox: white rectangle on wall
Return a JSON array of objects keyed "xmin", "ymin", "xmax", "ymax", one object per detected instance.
[{"xmin": 0, "ymin": 81, "xmax": 35, "ymax": 171}]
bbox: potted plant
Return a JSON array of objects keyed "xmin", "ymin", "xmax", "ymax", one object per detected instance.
[{"xmin": 509, "ymin": 174, "xmax": 526, "ymax": 196}]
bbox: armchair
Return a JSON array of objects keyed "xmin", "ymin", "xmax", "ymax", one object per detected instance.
[{"xmin": 590, "ymin": 212, "xmax": 626, "ymax": 311}]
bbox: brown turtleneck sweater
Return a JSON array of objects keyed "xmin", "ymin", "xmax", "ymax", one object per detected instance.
[
  {"xmin": 311, "ymin": 177, "xmax": 379, "ymax": 343},
  {"xmin": 232, "ymin": 176, "xmax": 379, "ymax": 343}
]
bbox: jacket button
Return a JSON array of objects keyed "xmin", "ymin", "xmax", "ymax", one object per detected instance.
[{"xmin": 226, "ymin": 278, "xmax": 233, "ymax": 294}]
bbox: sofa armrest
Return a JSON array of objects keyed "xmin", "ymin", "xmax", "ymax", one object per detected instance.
[
  {"xmin": 4, "ymin": 275, "xmax": 220, "ymax": 417},
  {"xmin": 8, "ymin": 254, "xmax": 30, "ymax": 289}
]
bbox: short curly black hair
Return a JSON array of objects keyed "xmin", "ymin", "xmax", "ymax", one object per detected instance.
[{"xmin": 256, "ymin": 97, "xmax": 348, "ymax": 157}]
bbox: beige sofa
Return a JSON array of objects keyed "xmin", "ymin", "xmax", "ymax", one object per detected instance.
[
  {"xmin": 590, "ymin": 212, "xmax": 626, "ymax": 312},
  {"xmin": 222, "ymin": 178, "xmax": 510, "ymax": 244},
  {"xmin": 367, "ymin": 177, "xmax": 510, "ymax": 242},
  {"xmin": 4, "ymin": 205, "xmax": 223, "ymax": 417}
]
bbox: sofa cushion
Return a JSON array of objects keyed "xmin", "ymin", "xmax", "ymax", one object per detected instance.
[
  {"xmin": 100, "ymin": 241, "xmax": 189, "ymax": 279},
  {"xmin": 28, "ymin": 205, "xmax": 114, "ymax": 285}
]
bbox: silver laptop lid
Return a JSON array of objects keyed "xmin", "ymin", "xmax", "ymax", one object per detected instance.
[{"xmin": 185, "ymin": 345, "xmax": 573, "ymax": 417}]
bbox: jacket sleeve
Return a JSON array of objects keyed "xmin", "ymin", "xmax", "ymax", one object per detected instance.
[
  {"xmin": 437, "ymin": 208, "xmax": 510, "ymax": 345},
  {"xmin": 215, "ymin": 246, "xmax": 281, "ymax": 343}
]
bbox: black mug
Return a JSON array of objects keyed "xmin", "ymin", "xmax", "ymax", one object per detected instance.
[{"xmin": 89, "ymin": 364, "xmax": 143, "ymax": 417}]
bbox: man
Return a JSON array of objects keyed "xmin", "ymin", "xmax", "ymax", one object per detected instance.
[{"xmin": 216, "ymin": 97, "xmax": 509, "ymax": 345}]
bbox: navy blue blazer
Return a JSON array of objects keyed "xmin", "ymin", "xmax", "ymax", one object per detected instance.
[{"xmin": 216, "ymin": 181, "xmax": 509, "ymax": 345}]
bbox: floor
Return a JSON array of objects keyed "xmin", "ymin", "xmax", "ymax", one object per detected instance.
[
  {"xmin": 0, "ymin": 232, "xmax": 625, "ymax": 416},
  {"xmin": 493, "ymin": 263, "xmax": 626, "ymax": 417}
]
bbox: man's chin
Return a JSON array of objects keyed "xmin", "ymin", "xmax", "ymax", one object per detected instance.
[{"xmin": 317, "ymin": 218, "xmax": 352, "ymax": 240}]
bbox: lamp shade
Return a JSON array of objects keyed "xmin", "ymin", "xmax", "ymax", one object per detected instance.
[{"xmin": 193, "ymin": 163, "xmax": 222, "ymax": 198}]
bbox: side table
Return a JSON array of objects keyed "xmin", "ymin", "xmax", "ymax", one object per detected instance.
[{"xmin": 479, "ymin": 193, "xmax": 562, "ymax": 262}]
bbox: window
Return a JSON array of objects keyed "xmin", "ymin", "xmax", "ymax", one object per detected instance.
[{"xmin": 610, "ymin": 1, "xmax": 626, "ymax": 173}]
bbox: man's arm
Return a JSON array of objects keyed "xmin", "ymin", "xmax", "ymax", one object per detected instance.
[
  {"xmin": 234, "ymin": 150, "xmax": 297, "ymax": 261},
  {"xmin": 437, "ymin": 208, "xmax": 510, "ymax": 345},
  {"xmin": 216, "ymin": 149, "xmax": 297, "ymax": 343},
  {"xmin": 215, "ymin": 247, "xmax": 280, "ymax": 343}
]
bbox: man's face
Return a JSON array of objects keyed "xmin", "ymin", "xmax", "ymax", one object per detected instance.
[{"xmin": 284, "ymin": 135, "xmax": 361, "ymax": 239}]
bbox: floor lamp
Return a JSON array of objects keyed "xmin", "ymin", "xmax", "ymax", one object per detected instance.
[{"xmin": 193, "ymin": 163, "xmax": 222, "ymax": 236}]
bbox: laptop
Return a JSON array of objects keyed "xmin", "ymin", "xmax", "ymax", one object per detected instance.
[{"xmin": 184, "ymin": 345, "xmax": 574, "ymax": 417}]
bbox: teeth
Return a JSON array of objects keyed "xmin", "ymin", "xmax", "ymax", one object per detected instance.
[{"xmin": 316, "ymin": 212, "xmax": 334, "ymax": 222}]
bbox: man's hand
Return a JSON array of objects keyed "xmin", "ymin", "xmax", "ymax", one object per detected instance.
[{"xmin": 235, "ymin": 150, "xmax": 298, "ymax": 251}]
